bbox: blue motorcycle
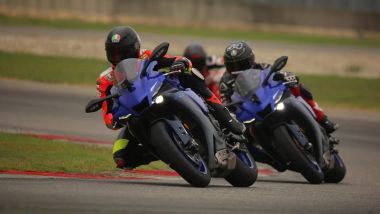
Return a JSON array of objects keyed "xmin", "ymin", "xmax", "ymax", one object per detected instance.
[
  {"xmin": 228, "ymin": 56, "xmax": 346, "ymax": 184},
  {"xmin": 86, "ymin": 43, "xmax": 257, "ymax": 187}
]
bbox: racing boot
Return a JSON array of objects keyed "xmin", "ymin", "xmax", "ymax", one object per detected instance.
[
  {"xmin": 319, "ymin": 116, "xmax": 339, "ymax": 135},
  {"xmin": 207, "ymin": 101, "xmax": 246, "ymax": 135}
]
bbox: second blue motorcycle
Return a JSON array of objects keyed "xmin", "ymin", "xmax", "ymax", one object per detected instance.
[{"xmin": 228, "ymin": 56, "xmax": 346, "ymax": 184}]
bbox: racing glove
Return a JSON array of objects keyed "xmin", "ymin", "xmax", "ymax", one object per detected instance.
[
  {"xmin": 170, "ymin": 57, "xmax": 193, "ymax": 74},
  {"xmin": 273, "ymin": 71, "xmax": 299, "ymax": 86}
]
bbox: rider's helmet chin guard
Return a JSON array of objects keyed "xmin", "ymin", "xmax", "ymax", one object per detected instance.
[
  {"xmin": 223, "ymin": 41, "xmax": 255, "ymax": 75},
  {"xmin": 105, "ymin": 26, "xmax": 141, "ymax": 65}
]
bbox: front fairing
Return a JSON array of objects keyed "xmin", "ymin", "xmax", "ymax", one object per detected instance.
[
  {"xmin": 111, "ymin": 58, "xmax": 209, "ymax": 123},
  {"xmin": 231, "ymin": 68, "xmax": 286, "ymax": 122},
  {"xmin": 116, "ymin": 74, "xmax": 163, "ymax": 115},
  {"xmin": 111, "ymin": 59, "xmax": 165, "ymax": 120}
]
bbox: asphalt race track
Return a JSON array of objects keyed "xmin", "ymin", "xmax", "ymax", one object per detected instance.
[{"xmin": 0, "ymin": 78, "xmax": 379, "ymax": 213}]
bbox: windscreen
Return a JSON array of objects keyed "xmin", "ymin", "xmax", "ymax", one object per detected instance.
[
  {"xmin": 234, "ymin": 69, "xmax": 261, "ymax": 97},
  {"xmin": 114, "ymin": 58, "xmax": 145, "ymax": 87}
]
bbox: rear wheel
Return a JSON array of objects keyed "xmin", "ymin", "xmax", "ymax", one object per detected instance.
[
  {"xmin": 224, "ymin": 150, "xmax": 258, "ymax": 187},
  {"xmin": 324, "ymin": 152, "xmax": 346, "ymax": 183},
  {"xmin": 273, "ymin": 126, "xmax": 324, "ymax": 184},
  {"xmin": 151, "ymin": 121, "xmax": 211, "ymax": 187}
]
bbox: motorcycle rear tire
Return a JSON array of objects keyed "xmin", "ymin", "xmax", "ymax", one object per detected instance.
[
  {"xmin": 324, "ymin": 152, "xmax": 346, "ymax": 183},
  {"xmin": 224, "ymin": 151, "xmax": 258, "ymax": 187}
]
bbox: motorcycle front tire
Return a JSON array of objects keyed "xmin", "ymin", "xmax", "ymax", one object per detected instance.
[
  {"xmin": 273, "ymin": 125, "xmax": 324, "ymax": 184},
  {"xmin": 151, "ymin": 121, "xmax": 211, "ymax": 187}
]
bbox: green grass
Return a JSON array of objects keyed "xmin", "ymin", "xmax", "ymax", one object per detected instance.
[
  {"xmin": 0, "ymin": 51, "xmax": 106, "ymax": 85},
  {"xmin": 1, "ymin": 14, "xmax": 379, "ymax": 47},
  {"xmin": 0, "ymin": 51, "xmax": 379, "ymax": 111},
  {"xmin": 0, "ymin": 132, "xmax": 168, "ymax": 174},
  {"xmin": 299, "ymin": 75, "xmax": 380, "ymax": 110}
]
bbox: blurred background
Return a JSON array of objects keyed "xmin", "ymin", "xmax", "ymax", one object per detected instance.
[
  {"xmin": 2, "ymin": 0, "xmax": 380, "ymax": 35},
  {"xmin": 0, "ymin": 0, "xmax": 379, "ymax": 110},
  {"xmin": 0, "ymin": 0, "xmax": 380, "ymax": 77}
]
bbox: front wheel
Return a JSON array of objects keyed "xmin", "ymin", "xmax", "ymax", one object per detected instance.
[
  {"xmin": 151, "ymin": 121, "xmax": 211, "ymax": 187},
  {"xmin": 224, "ymin": 150, "xmax": 258, "ymax": 187},
  {"xmin": 273, "ymin": 126, "xmax": 324, "ymax": 184}
]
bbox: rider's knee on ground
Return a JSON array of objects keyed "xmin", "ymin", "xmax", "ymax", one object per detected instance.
[
  {"xmin": 112, "ymin": 137, "xmax": 129, "ymax": 168},
  {"xmin": 113, "ymin": 148, "xmax": 128, "ymax": 168},
  {"xmin": 113, "ymin": 141, "xmax": 158, "ymax": 169},
  {"xmin": 113, "ymin": 149, "xmax": 142, "ymax": 169}
]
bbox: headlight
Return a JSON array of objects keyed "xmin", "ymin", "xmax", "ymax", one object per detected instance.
[
  {"xmin": 154, "ymin": 95, "xmax": 164, "ymax": 104},
  {"xmin": 275, "ymin": 102, "xmax": 285, "ymax": 111}
]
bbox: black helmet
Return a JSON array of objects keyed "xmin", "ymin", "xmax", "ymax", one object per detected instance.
[
  {"xmin": 105, "ymin": 26, "xmax": 141, "ymax": 65},
  {"xmin": 223, "ymin": 41, "xmax": 255, "ymax": 74},
  {"xmin": 183, "ymin": 44, "xmax": 207, "ymax": 71}
]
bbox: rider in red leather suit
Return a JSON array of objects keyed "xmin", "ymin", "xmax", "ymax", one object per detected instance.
[{"xmin": 96, "ymin": 27, "xmax": 246, "ymax": 169}]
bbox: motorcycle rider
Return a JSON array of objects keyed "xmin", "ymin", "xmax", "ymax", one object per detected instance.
[
  {"xmin": 219, "ymin": 41, "xmax": 339, "ymax": 170},
  {"xmin": 220, "ymin": 41, "xmax": 339, "ymax": 134},
  {"xmin": 96, "ymin": 26, "xmax": 246, "ymax": 169},
  {"xmin": 183, "ymin": 44, "xmax": 225, "ymax": 100}
]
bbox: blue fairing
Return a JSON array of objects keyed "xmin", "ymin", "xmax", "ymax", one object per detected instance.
[
  {"xmin": 116, "ymin": 71, "xmax": 164, "ymax": 116},
  {"xmin": 231, "ymin": 68, "xmax": 286, "ymax": 122},
  {"xmin": 111, "ymin": 58, "xmax": 208, "ymax": 121}
]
